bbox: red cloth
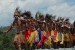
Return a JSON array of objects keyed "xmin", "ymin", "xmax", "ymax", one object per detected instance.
[
  {"xmin": 53, "ymin": 30, "xmax": 57, "ymax": 40},
  {"xmin": 54, "ymin": 30, "xmax": 57, "ymax": 35},
  {"xmin": 46, "ymin": 32, "xmax": 50, "ymax": 37},
  {"xmin": 41, "ymin": 34, "xmax": 47, "ymax": 42},
  {"xmin": 25, "ymin": 29, "xmax": 32, "ymax": 40}
]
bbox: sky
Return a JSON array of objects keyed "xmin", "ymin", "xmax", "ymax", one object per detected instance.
[{"xmin": 0, "ymin": 0, "xmax": 75, "ymax": 27}]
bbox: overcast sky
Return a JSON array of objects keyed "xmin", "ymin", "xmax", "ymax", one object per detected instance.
[{"xmin": 0, "ymin": 0, "xmax": 75, "ymax": 27}]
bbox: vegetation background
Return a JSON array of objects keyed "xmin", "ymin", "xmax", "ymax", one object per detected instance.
[{"xmin": 0, "ymin": 26, "xmax": 16, "ymax": 50}]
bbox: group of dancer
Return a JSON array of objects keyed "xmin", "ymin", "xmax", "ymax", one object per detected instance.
[{"xmin": 2, "ymin": 8, "xmax": 75, "ymax": 50}]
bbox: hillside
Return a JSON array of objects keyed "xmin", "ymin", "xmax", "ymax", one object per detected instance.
[{"xmin": 0, "ymin": 26, "xmax": 16, "ymax": 50}]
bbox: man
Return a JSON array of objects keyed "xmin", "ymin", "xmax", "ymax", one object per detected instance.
[
  {"xmin": 71, "ymin": 21, "xmax": 75, "ymax": 47},
  {"xmin": 4, "ymin": 7, "xmax": 26, "ymax": 50}
]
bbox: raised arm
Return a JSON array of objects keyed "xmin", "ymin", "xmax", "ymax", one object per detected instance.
[{"xmin": 6, "ymin": 20, "xmax": 16, "ymax": 33}]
